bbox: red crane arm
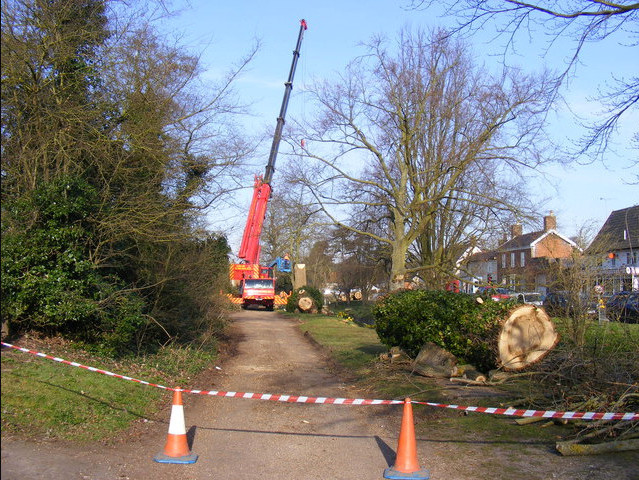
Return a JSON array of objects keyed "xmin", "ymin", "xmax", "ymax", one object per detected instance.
[
  {"xmin": 236, "ymin": 20, "xmax": 306, "ymax": 268},
  {"xmin": 237, "ymin": 176, "xmax": 272, "ymax": 265}
]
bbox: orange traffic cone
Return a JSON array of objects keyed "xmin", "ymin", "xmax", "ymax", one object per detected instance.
[
  {"xmin": 383, "ymin": 398, "xmax": 429, "ymax": 479},
  {"xmin": 153, "ymin": 390, "xmax": 198, "ymax": 464}
]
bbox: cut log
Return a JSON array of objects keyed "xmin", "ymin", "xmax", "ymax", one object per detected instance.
[
  {"xmin": 498, "ymin": 305, "xmax": 559, "ymax": 371},
  {"xmin": 389, "ymin": 346, "xmax": 411, "ymax": 363},
  {"xmin": 297, "ymin": 296, "xmax": 314, "ymax": 312},
  {"xmin": 462, "ymin": 368, "xmax": 487, "ymax": 382},
  {"xmin": 412, "ymin": 342, "xmax": 457, "ymax": 378},
  {"xmin": 556, "ymin": 439, "xmax": 639, "ymax": 456},
  {"xmin": 515, "ymin": 417, "xmax": 546, "ymax": 425}
]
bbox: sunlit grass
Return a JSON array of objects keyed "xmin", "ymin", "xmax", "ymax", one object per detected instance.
[{"xmin": 1, "ymin": 341, "xmax": 217, "ymax": 442}]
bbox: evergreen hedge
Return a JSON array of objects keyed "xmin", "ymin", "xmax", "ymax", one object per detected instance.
[
  {"xmin": 373, "ymin": 289, "xmax": 514, "ymax": 372},
  {"xmin": 286, "ymin": 285, "xmax": 324, "ymax": 313}
]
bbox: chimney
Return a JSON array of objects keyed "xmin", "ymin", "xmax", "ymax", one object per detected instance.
[
  {"xmin": 544, "ymin": 211, "xmax": 556, "ymax": 232},
  {"xmin": 510, "ymin": 224, "xmax": 523, "ymax": 239}
]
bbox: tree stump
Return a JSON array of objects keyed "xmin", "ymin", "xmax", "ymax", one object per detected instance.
[
  {"xmin": 412, "ymin": 342, "xmax": 458, "ymax": 377},
  {"xmin": 498, "ymin": 305, "xmax": 559, "ymax": 371},
  {"xmin": 297, "ymin": 296, "xmax": 314, "ymax": 312}
]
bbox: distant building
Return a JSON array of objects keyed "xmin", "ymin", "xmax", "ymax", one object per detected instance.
[
  {"xmin": 461, "ymin": 212, "xmax": 578, "ymax": 294},
  {"xmin": 462, "ymin": 251, "xmax": 498, "ymax": 293},
  {"xmin": 497, "ymin": 212, "xmax": 579, "ymax": 294},
  {"xmin": 586, "ymin": 205, "xmax": 639, "ymax": 292}
]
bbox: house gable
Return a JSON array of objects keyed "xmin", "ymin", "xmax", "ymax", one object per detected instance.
[{"xmin": 531, "ymin": 230, "xmax": 579, "ymax": 258}]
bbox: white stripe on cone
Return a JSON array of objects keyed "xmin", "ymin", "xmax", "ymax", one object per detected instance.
[{"xmin": 168, "ymin": 404, "xmax": 186, "ymax": 435}]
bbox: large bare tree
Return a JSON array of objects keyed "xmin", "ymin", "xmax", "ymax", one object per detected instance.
[
  {"xmin": 409, "ymin": 0, "xmax": 639, "ymax": 163},
  {"xmin": 290, "ymin": 29, "xmax": 553, "ymax": 290}
]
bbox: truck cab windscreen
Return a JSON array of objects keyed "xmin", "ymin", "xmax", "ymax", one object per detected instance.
[{"xmin": 244, "ymin": 279, "xmax": 273, "ymax": 289}]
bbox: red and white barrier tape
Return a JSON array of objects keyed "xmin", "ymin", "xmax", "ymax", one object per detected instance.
[
  {"xmin": 413, "ymin": 402, "xmax": 637, "ymax": 421},
  {"xmin": 2, "ymin": 341, "xmax": 637, "ymax": 421}
]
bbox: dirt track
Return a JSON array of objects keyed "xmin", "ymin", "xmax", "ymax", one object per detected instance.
[{"xmin": 2, "ymin": 310, "xmax": 637, "ymax": 479}]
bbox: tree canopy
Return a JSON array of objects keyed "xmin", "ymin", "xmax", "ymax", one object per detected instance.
[
  {"xmin": 409, "ymin": 0, "xmax": 639, "ymax": 163},
  {"xmin": 1, "ymin": 0, "xmax": 252, "ymax": 353},
  {"xmin": 291, "ymin": 28, "xmax": 552, "ymax": 289}
]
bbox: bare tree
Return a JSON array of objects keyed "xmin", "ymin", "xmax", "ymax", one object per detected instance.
[
  {"xmin": 408, "ymin": 0, "xmax": 639, "ymax": 163},
  {"xmin": 304, "ymin": 239, "xmax": 335, "ymax": 290},
  {"xmin": 291, "ymin": 29, "xmax": 552, "ymax": 290},
  {"xmin": 329, "ymin": 226, "xmax": 387, "ymax": 300},
  {"xmin": 260, "ymin": 176, "xmax": 326, "ymax": 266}
]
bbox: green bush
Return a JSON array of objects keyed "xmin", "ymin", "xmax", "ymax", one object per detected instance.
[
  {"xmin": 275, "ymin": 273, "xmax": 293, "ymax": 294},
  {"xmin": 286, "ymin": 285, "xmax": 324, "ymax": 313},
  {"xmin": 373, "ymin": 289, "xmax": 513, "ymax": 371},
  {"xmin": 1, "ymin": 176, "xmax": 145, "ymax": 354}
]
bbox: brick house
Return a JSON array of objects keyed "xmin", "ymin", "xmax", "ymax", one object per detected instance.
[
  {"xmin": 461, "ymin": 212, "xmax": 578, "ymax": 294},
  {"xmin": 497, "ymin": 212, "xmax": 578, "ymax": 293},
  {"xmin": 586, "ymin": 205, "xmax": 639, "ymax": 293}
]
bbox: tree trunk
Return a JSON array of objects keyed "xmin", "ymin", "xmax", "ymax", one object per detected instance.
[
  {"xmin": 412, "ymin": 342, "xmax": 458, "ymax": 377},
  {"xmin": 556, "ymin": 439, "xmax": 639, "ymax": 456},
  {"xmin": 297, "ymin": 296, "xmax": 315, "ymax": 312},
  {"xmin": 498, "ymin": 305, "xmax": 559, "ymax": 371}
]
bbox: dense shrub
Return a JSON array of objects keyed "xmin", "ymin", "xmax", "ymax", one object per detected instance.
[
  {"xmin": 286, "ymin": 285, "xmax": 324, "ymax": 313},
  {"xmin": 373, "ymin": 289, "xmax": 514, "ymax": 371},
  {"xmin": 1, "ymin": 176, "xmax": 146, "ymax": 353},
  {"xmin": 275, "ymin": 273, "xmax": 293, "ymax": 294}
]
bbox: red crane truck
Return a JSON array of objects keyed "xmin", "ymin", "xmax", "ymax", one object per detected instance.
[{"xmin": 230, "ymin": 19, "xmax": 307, "ymax": 310}]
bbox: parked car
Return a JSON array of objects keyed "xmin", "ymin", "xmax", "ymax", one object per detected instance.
[
  {"xmin": 477, "ymin": 286, "xmax": 514, "ymax": 302},
  {"xmin": 605, "ymin": 292, "xmax": 639, "ymax": 323},
  {"xmin": 512, "ymin": 292, "xmax": 544, "ymax": 306},
  {"xmin": 543, "ymin": 291, "xmax": 596, "ymax": 317}
]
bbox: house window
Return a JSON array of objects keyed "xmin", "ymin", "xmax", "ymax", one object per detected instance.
[
  {"xmin": 520, "ymin": 252, "xmax": 526, "ymax": 267},
  {"xmin": 511, "ymin": 252, "xmax": 516, "ymax": 267},
  {"xmin": 502, "ymin": 254, "xmax": 506, "ymax": 268}
]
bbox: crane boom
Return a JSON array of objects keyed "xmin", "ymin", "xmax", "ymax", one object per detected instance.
[
  {"xmin": 264, "ymin": 18, "xmax": 307, "ymax": 184},
  {"xmin": 237, "ymin": 19, "xmax": 307, "ymax": 266}
]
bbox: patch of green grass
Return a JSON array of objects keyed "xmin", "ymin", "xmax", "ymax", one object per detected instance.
[
  {"xmin": 326, "ymin": 301, "xmax": 375, "ymax": 324},
  {"xmin": 295, "ymin": 313, "xmax": 385, "ymax": 372},
  {"xmin": 1, "ymin": 340, "xmax": 218, "ymax": 442},
  {"xmin": 553, "ymin": 316, "xmax": 639, "ymax": 352}
]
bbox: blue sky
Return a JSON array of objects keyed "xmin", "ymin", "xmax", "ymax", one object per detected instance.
[{"xmin": 162, "ymin": 1, "xmax": 637, "ymax": 246}]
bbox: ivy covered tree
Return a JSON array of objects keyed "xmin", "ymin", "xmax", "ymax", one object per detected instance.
[{"xmin": 1, "ymin": 0, "xmax": 251, "ymax": 352}]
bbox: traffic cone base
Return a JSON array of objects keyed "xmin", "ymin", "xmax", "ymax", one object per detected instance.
[
  {"xmin": 153, "ymin": 390, "xmax": 198, "ymax": 464},
  {"xmin": 383, "ymin": 398, "xmax": 430, "ymax": 480},
  {"xmin": 383, "ymin": 465, "xmax": 430, "ymax": 479},
  {"xmin": 153, "ymin": 451, "xmax": 198, "ymax": 464}
]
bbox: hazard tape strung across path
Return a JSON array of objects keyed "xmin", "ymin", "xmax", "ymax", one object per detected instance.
[
  {"xmin": 412, "ymin": 401, "xmax": 638, "ymax": 421},
  {"xmin": 2, "ymin": 341, "xmax": 637, "ymax": 421}
]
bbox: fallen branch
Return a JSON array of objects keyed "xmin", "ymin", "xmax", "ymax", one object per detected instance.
[
  {"xmin": 556, "ymin": 439, "xmax": 639, "ymax": 456},
  {"xmin": 448, "ymin": 377, "xmax": 488, "ymax": 386}
]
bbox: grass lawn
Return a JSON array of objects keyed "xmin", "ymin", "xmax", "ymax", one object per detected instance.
[{"xmin": 1, "ymin": 337, "xmax": 217, "ymax": 442}]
